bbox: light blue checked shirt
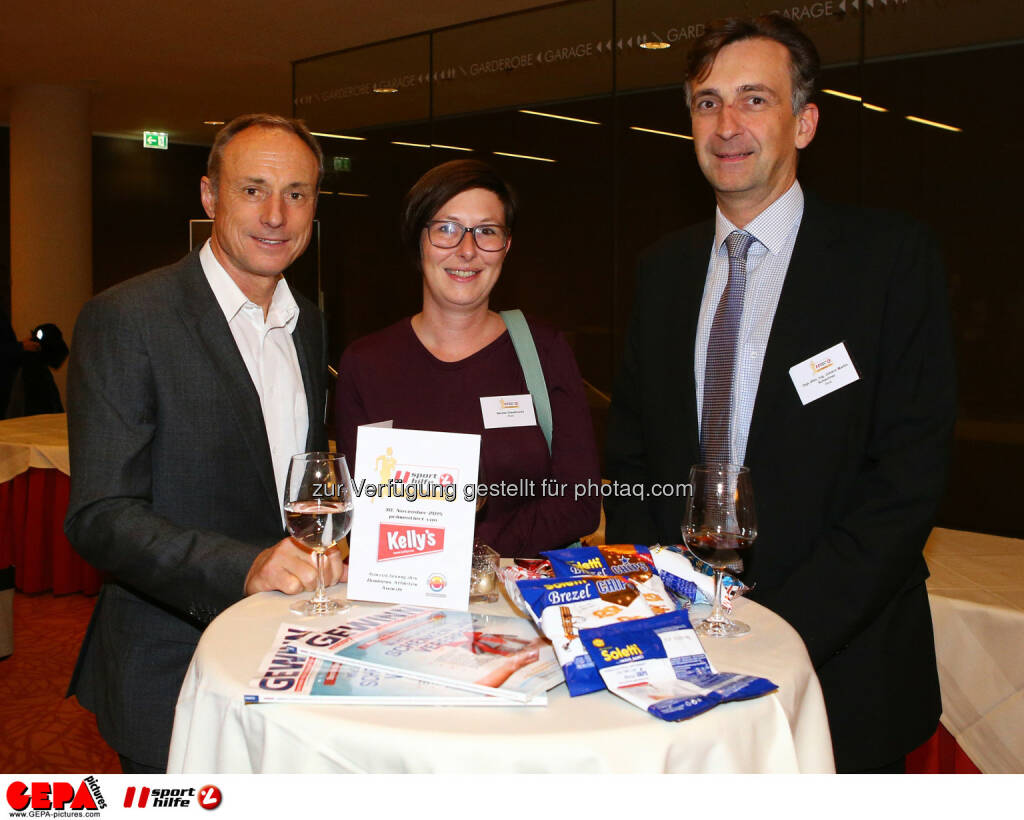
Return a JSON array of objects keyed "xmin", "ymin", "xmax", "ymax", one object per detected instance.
[{"xmin": 695, "ymin": 181, "xmax": 804, "ymax": 466}]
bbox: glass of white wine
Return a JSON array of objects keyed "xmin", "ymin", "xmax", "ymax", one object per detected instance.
[
  {"xmin": 284, "ymin": 451, "xmax": 354, "ymax": 617},
  {"xmin": 681, "ymin": 463, "xmax": 757, "ymax": 638}
]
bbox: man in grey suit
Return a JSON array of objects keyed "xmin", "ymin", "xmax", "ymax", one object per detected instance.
[{"xmin": 65, "ymin": 113, "xmax": 344, "ymax": 773}]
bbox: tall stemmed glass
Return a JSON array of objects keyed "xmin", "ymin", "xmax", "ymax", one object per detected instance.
[
  {"xmin": 284, "ymin": 452, "xmax": 354, "ymax": 617},
  {"xmin": 682, "ymin": 463, "xmax": 757, "ymax": 638}
]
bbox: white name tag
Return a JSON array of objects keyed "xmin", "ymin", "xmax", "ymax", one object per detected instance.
[
  {"xmin": 480, "ymin": 394, "xmax": 537, "ymax": 429},
  {"xmin": 789, "ymin": 342, "xmax": 860, "ymax": 405}
]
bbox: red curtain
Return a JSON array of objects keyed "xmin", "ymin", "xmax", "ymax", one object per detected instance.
[{"xmin": 0, "ymin": 469, "xmax": 103, "ymax": 595}]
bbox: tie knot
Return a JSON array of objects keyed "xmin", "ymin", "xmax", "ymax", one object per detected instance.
[{"xmin": 725, "ymin": 230, "xmax": 755, "ymax": 262}]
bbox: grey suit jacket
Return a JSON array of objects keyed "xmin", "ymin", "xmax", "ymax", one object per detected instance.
[{"xmin": 65, "ymin": 249, "xmax": 328, "ymax": 769}]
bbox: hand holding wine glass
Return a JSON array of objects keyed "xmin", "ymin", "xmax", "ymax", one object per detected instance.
[
  {"xmin": 284, "ymin": 451, "xmax": 354, "ymax": 617},
  {"xmin": 682, "ymin": 463, "xmax": 757, "ymax": 638}
]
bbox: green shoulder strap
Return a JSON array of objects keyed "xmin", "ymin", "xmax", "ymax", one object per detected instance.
[
  {"xmin": 499, "ymin": 309, "xmax": 553, "ymax": 454},
  {"xmin": 499, "ymin": 309, "xmax": 583, "ymax": 550}
]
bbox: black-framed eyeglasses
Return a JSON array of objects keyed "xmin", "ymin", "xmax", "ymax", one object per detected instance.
[{"xmin": 425, "ymin": 220, "xmax": 510, "ymax": 252}]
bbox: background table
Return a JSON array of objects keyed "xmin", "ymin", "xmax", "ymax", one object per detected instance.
[
  {"xmin": 169, "ymin": 585, "xmax": 835, "ymax": 774},
  {"xmin": 920, "ymin": 527, "xmax": 1024, "ymax": 773},
  {"xmin": 0, "ymin": 413, "xmax": 101, "ymax": 596}
]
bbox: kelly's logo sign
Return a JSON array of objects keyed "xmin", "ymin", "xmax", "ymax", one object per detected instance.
[{"xmin": 377, "ymin": 523, "xmax": 445, "ymax": 561}]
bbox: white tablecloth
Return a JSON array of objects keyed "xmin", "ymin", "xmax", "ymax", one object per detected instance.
[
  {"xmin": 0, "ymin": 413, "xmax": 69, "ymax": 483},
  {"xmin": 925, "ymin": 527, "xmax": 1024, "ymax": 773},
  {"xmin": 169, "ymin": 585, "xmax": 835, "ymax": 773}
]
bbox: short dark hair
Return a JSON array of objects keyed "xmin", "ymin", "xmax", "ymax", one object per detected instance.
[
  {"xmin": 206, "ymin": 113, "xmax": 324, "ymax": 190},
  {"xmin": 685, "ymin": 14, "xmax": 820, "ymax": 114},
  {"xmin": 400, "ymin": 160, "xmax": 519, "ymax": 266}
]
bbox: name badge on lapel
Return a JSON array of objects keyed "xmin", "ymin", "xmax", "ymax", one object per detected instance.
[
  {"xmin": 480, "ymin": 394, "xmax": 537, "ymax": 429},
  {"xmin": 789, "ymin": 342, "xmax": 860, "ymax": 405}
]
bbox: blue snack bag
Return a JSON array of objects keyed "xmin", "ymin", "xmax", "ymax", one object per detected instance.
[
  {"xmin": 542, "ymin": 545, "xmax": 678, "ymax": 615},
  {"xmin": 580, "ymin": 611, "xmax": 777, "ymax": 721},
  {"xmin": 516, "ymin": 575, "xmax": 658, "ymax": 696}
]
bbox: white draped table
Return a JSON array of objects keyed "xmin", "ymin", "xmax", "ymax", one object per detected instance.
[
  {"xmin": 924, "ymin": 527, "xmax": 1024, "ymax": 773},
  {"xmin": 169, "ymin": 582, "xmax": 835, "ymax": 774}
]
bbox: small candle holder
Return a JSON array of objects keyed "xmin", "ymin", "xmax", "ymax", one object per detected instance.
[{"xmin": 470, "ymin": 543, "xmax": 500, "ymax": 603}]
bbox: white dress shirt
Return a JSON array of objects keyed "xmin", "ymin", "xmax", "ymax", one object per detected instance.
[
  {"xmin": 695, "ymin": 181, "xmax": 804, "ymax": 466},
  {"xmin": 200, "ymin": 241, "xmax": 309, "ymax": 515}
]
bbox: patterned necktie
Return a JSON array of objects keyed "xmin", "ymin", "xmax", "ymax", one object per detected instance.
[{"xmin": 700, "ymin": 230, "xmax": 755, "ymax": 464}]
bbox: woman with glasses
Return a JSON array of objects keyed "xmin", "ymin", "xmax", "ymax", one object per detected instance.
[{"xmin": 335, "ymin": 159, "xmax": 600, "ymax": 557}]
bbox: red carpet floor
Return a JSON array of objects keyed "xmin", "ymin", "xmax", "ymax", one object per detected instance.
[{"xmin": 0, "ymin": 591, "xmax": 120, "ymax": 773}]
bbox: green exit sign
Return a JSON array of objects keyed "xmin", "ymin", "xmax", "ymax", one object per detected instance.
[
  {"xmin": 333, "ymin": 156, "xmax": 352, "ymax": 172},
  {"xmin": 143, "ymin": 131, "xmax": 169, "ymax": 150}
]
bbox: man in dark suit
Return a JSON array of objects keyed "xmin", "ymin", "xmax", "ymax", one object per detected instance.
[
  {"xmin": 605, "ymin": 15, "xmax": 955, "ymax": 773},
  {"xmin": 65, "ymin": 114, "xmax": 343, "ymax": 773}
]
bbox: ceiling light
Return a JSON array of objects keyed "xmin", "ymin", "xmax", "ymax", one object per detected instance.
[
  {"xmin": 392, "ymin": 141, "xmax": 431, "ymax": 148},
  {"xmin": 639, "ymin": 41, "xmax": 670, "ymax": 50},
  {"xmin": 203, "ymin": 120, "xmax": 224, "ymax": 125},
  {"xmin": 311, "ymin": 131, "xmax": 367, "ymax": 141},
  {"xmin": 336, "ymin": 192, "xmax": 370, "ymax": 197},
  {"xmin": 373, "ymin": 87, "xmax": 398, "ymax": 94},
  {"xmin": 905, "ymin": 115, "xmax": 962, "ymax": 133},
  {"xmin": 629, "ymin": 126, "xmax": 693, "ymax": 140},
  {"xmin": 431, "ymin": 143, "xmax": 473, "ymax": 152},
  {"xmin": 823, "ymin": 89, "xmax": 889, "ymax": 114},
  {"xmin": 493, "ymin": 151, "xmax": 556, "ymax": 163},
  {"xmin": 822, "ymin": 88, "xmax": 862, "ymax": 102},
  {"xmin": 519, "ymin": 109, "xmax": 601, "ymax": 125}
]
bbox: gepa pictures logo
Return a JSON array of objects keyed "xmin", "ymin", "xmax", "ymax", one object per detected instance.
[{"xmin": 6, "ymin": 776, "xmax": 105, "ymax": 811}]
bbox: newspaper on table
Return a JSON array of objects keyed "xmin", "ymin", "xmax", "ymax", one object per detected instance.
[
  {"xmin": 245, "ymin": 623, "xmax": 546, "ymax": 705},
  {"xmin": 286, "ymin": 604, "xmax": 563, "ymax": 703},
  {"xmin": 579, "ymin": 610, "xmax": 777, "ymax": 721}
]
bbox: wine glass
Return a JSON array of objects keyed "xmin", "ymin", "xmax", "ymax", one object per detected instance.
[
  {"xmin": 681, "ymin": 463, "xmax": 757, "ymax": 638},
  {"xmin": 284, "ymin": 451, "xmax": 354, "ymax": 617}
]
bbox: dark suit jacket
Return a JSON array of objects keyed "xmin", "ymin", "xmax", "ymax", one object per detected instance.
[
  {"xmin": 605, "ymin": 192, "xmax": 955, "ymax": 772},
  {"xmin": 65, "ymin": 249, "xmax": 328, "ymax": 769}
]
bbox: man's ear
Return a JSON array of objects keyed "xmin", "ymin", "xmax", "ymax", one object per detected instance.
[
  {"xmin": 795, "ymin": 102, "xmax": 819, "ymax": 150},
  {"xmin": 200, "ymin": 176, "xmax": 217, "ymax": 219}
]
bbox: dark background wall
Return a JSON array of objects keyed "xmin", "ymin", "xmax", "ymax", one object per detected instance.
[{"xmin": 91, "ymin": 136, "xmax": 209, "ymax": 294}]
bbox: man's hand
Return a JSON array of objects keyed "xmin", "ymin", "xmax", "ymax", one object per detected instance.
[{"xmin": 244, "ymin": 537, "xmax": 348, "ymax": 596}]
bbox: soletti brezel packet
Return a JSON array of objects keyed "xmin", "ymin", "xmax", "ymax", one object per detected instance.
[
  {"xmin": 516, "ymin": 574, "xmax": 672, "ymax": 696},
  {"xmin": 580, "ymin": 610, "xmax": 778, "ymax": 721}
]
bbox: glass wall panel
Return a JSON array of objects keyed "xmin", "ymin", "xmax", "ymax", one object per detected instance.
[{"xmin": 295, "ymin": 0, "xmax": 1024, "ymax": 535}]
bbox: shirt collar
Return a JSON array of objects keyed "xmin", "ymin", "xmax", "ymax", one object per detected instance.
[
  {"xmin": 713, "ymin": 180, "xmax": 804, "ymax": 257},
  {"xmin": 199, "ymin": 240, "xmax": 300, "ymax": 330}
]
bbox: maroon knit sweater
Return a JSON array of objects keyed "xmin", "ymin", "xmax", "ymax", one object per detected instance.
[{"xmin": 335, "ymin": 316, "xmax": 601, "ymax": 557}]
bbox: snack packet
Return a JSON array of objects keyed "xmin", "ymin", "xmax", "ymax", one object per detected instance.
[
  {"xmin": 498, "ymin": 559, "xmax": 552, "ymax": 613},
  {"xmin": 516, "ymin": 574, "xmax": 663, "ymax": 696},
  {"xmin": 542, "ymin": 545, "xmax": 678, "ymax": 616},
  {"xmin": 649, "ymin": 544, "xmax": 750, "ymax": 611},
  {"xmin": 579, "ymin": 611, "xmax": 777, "ymax": 721}
]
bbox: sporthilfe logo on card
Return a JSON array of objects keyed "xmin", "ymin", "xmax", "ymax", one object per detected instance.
[
  {"xmin": 810, "ymin": 355, "xmax": 833, "ymax": 373},
  {"xmin": 377, "ymin": 523, "xmax": 445, "ymax": 561}
]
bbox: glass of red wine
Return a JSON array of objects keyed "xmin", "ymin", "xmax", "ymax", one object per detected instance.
[
  {"xmin": 284, "ymin": 452, "xmax": 354, "ymax": 617},
  {"xmin": 681, "ymin": 463, "xmax": 757, "ymax": 638}
]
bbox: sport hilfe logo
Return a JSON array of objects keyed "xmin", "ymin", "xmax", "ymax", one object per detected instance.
[
  {"xmin": 6, "ymin": 777, "xmax": 106, "ymax": 811},
  {"xmin": 810, "ymin": 356, "xmax": 833, "ymax": 373},
  {"xmin": 377, "ymin": 523, "xmax": 445, "ymax": 561},
  {"xmin": 122, "ymin": 784, "xmax": 221, "ymax": 809}
]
